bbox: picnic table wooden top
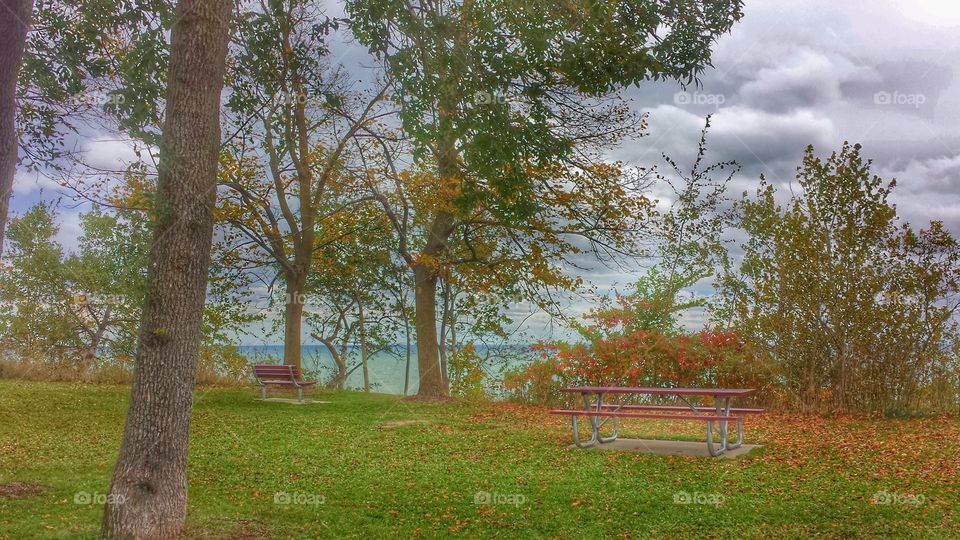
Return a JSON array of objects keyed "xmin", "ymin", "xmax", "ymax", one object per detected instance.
[{"xmin": 559, "ymin": 386, "xmax": 757, "ymax": 397}]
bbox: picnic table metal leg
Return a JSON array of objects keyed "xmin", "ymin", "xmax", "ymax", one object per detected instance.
[
  {"xmin": 571, "ymin": 414, "xmax": 599, "ymax": 448},
  {"xmin": 569, "ymin": 393, "xmax": 601, "ymax": 448},
  {"xmin": 583, "ymin": 393, "xmax": 598, "ymax": 433},
  {"xmin": 724, "ymin": 414, "xmax": 744, "ymax": 450},
  {"xmin": 718, "ymin": 397, "xmax": 732, "ymax": 451},
  {"xmin": 720, "ymin": 398, "xmax": 747, "ymax": 451},
  {"xmin": 568, "ymin": 392, "xmax": 619, "ymax": 448},
  {"xmin": 707, "ymin": 397, "xmax": 744, "ymax": 455},
  {"xmin": 592, "ymin": 392, "xmax": 619, "ymax": 444},
  {"xmin": 705, "ymin": 397, "xmax": 733, "ymax": 456},
  {"xmin": 599, "ymin": 416, "xmax": 619, "ymax": 443},
  {"xmin": 684, "ymin": 395, "xmax": 725, "ymax": 456},
  {"xmin": 706, "ymin": 421, "xmax": 721, "ymax": 457}
]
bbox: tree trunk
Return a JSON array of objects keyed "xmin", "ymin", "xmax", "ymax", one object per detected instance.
[
  {"xmin": 101, "ymin": 1, "xmax": 230, "ymax": 538},
  {"xmin": 438, "ymin": 279, "xmax": 448, "ymax": 389},
  {"xmin": 440, "ymin": 280, "xmax": 455, "ymax": 390},
  {"xmin": 410, "ymin": 69, "xmax": 458, "ymax": 397},
  {"xmin": 358, "ymin": 300, "xmax": 369, "ymax": 391},
  {"xmin": 401, "ymin": 276, "xmax": 412, "ymax": 396},
  {"xmin": 411, "ymin": 84, "xmax": 457, "ymax": 398},
  {"xmin": 282, "ymin": 270, "xmax": 306, "ymax": 371},
  {"xmin": 413, "ymin": 263, "xmax": 446, "ymax": 397},
  {"xmin": 81, "ymin": 306, "xmax": 112, "ymax": 373},
  {"xmin": 403, "ymin": 320, "xmax": 411, "ymax": 396},
  {"xmin": 318, "ymin": 338, "xmax": 346, "ymax": 389},
  {"xmin": 0, "ymin": 0, "xmax": 32, "ymax": 261}
]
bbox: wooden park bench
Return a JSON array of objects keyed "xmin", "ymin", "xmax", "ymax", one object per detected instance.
[
  {"xmin": 550, "ymin": 386, "xmax": 764, "ymax": 456},
  {"xmin": 252, "ymin": 364, "xmax": 317, "ymax": 402}
]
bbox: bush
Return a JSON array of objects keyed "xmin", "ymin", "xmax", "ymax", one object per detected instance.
[
  {"xmin": 503, "ymin": 291, "xmax": 775, "ymax": 405},
  {"xmin": 723, "ymin": 143, "xmax": 960, "ymax": 414},
  {"xmin": 449, "ymin": 343, "xmax": 490, "ymax": 401}
]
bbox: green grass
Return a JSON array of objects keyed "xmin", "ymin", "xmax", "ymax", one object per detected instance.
[{"xmin": 1, "ymin": 380, "xmax": 958, "ymax": 539}]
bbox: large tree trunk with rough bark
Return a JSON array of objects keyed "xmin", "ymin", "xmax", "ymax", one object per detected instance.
[
  {"xmin": 410, "ymin": 78, "xmax": 458, "ymax": 398},
  {"xmin": 0, "ymin": 0, "xmax": 32, "ymax": 261},
  {"xmin": 413, "ymin": 263, "xmax": 446, "ymax": 397},
  {"xmin": 282, "ymin": 269, "xmax": 306, "ymax": 371},
  {"xmin": 411, "ymin": 214, "xmax": 456, "ymax": 399},
  {"xmin": 101, "ymin": 1, "xmax": 230, "ymax": 538},
  {"xmin": 410, "ymin": 75, "xmax": 459, "ymax": 398}
]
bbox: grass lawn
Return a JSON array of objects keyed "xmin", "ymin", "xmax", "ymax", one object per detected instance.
[{"xmin": 1, "ymin": 380, "xmax": 958, "ymax": 539}]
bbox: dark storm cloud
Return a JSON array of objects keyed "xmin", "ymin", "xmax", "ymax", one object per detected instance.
[
  {"xmin": 613, "ymin": 103, "xmax": 834, "ymax": 187},
  {"xmin": 857, "ymin": 137, "xmax": 960, "ymax": 168},
  {"xmin": 737, "ymin": 50, "xmax": 873, "ymax": 113}
]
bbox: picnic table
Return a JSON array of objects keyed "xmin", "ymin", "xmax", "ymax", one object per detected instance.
[{"xmin": 550, "ymin": 386, "xmax": 762, "ymax": 457}]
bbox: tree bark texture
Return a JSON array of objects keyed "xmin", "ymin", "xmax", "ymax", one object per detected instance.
[
  {"xmin": 0, "ymin": 0, "xmax": 32, "ymax": 260},
  {"xmin": 282, "ymin": 269, "xmax": 306, "ymax": 371},
  {"xmin": 101, "ymin": 1, "xmax": 230, "ymax": 537}
]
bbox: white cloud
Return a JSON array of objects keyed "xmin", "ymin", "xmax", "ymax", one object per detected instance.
[
  {"xmin": 892, "ymin": 0, "xmax": 960, "ymax": 28},
  {"xmin": 81, "ymin": 136, "xmax": 146, "ymax": 172},
  {"xmin": 709, "ymin": 106, "xmax": 837, "ymax": 175},
  {"xmin": 53, "ymin": 209, "xmax": 83, "ymax": 253},
  {"xmin": 739, "ymin": 49, "xmax": 876, "ymax": 113},
  {"xmin": 12, "ymin": 170, "xmax": 60, "ymax": 196}
]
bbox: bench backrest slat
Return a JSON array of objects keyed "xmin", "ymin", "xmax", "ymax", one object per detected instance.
[{"xmin": 253, "ymin": 364, "xmax": 302, "ymax": 380}]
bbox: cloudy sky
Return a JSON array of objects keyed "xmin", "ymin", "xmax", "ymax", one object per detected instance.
[
  {"xmin": 627, "ymin": 0, "xmax": 960, "ymax": 233},
  {"xmin": 10, "ymin": 0, "xmax": 960, "ymax": 342},
  {"xmin": 531, "ymin": 0, "xmax": 960, "ymax": 336}
]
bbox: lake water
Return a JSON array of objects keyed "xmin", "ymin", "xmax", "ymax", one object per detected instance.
[
  {"xmin": 239, "ymin": 345, "xmax": 532, "ymax": 395},
  {"xmin": 240, "ymin": 345, "xmax": 417, "ymax": 394}
]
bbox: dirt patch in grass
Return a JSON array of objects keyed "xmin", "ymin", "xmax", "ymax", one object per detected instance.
[
  {"xmin": 379, "ymin": 419, "xmax": 428, "ymax": 429},
  {"xmin": 0, "ymin": 481, "xmax": 45, "ymax": 499}
]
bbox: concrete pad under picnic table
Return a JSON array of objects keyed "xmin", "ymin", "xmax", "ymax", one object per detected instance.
[
  {"xmin": 254, "ymin": 398, "xmax": 331, "ymax": 405},
  {"xmin": 570, "ymin": 438, "xmax": 762, "ymax": 459}
]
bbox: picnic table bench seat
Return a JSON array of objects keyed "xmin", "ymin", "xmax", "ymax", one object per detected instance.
[
  {"xmin": 252, "ymin": 364, "xmax": 316, "ymax": 402},
  {"xmin": 598, "ymin": 404, "xmax": 765, "ymax": 414},
  {"xmin": 549, "ymin": 409, "xmax": 739, "ymax": 422}
]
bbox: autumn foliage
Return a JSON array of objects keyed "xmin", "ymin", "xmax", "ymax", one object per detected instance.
[{"xmin": 504, "ymin": 292, "xmax": 773, "ymax": 405}]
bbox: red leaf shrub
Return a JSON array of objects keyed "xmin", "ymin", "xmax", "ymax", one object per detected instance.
[{"xmin": 504, "ymin": 294, "xmax": 774, "ymax": 405}]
